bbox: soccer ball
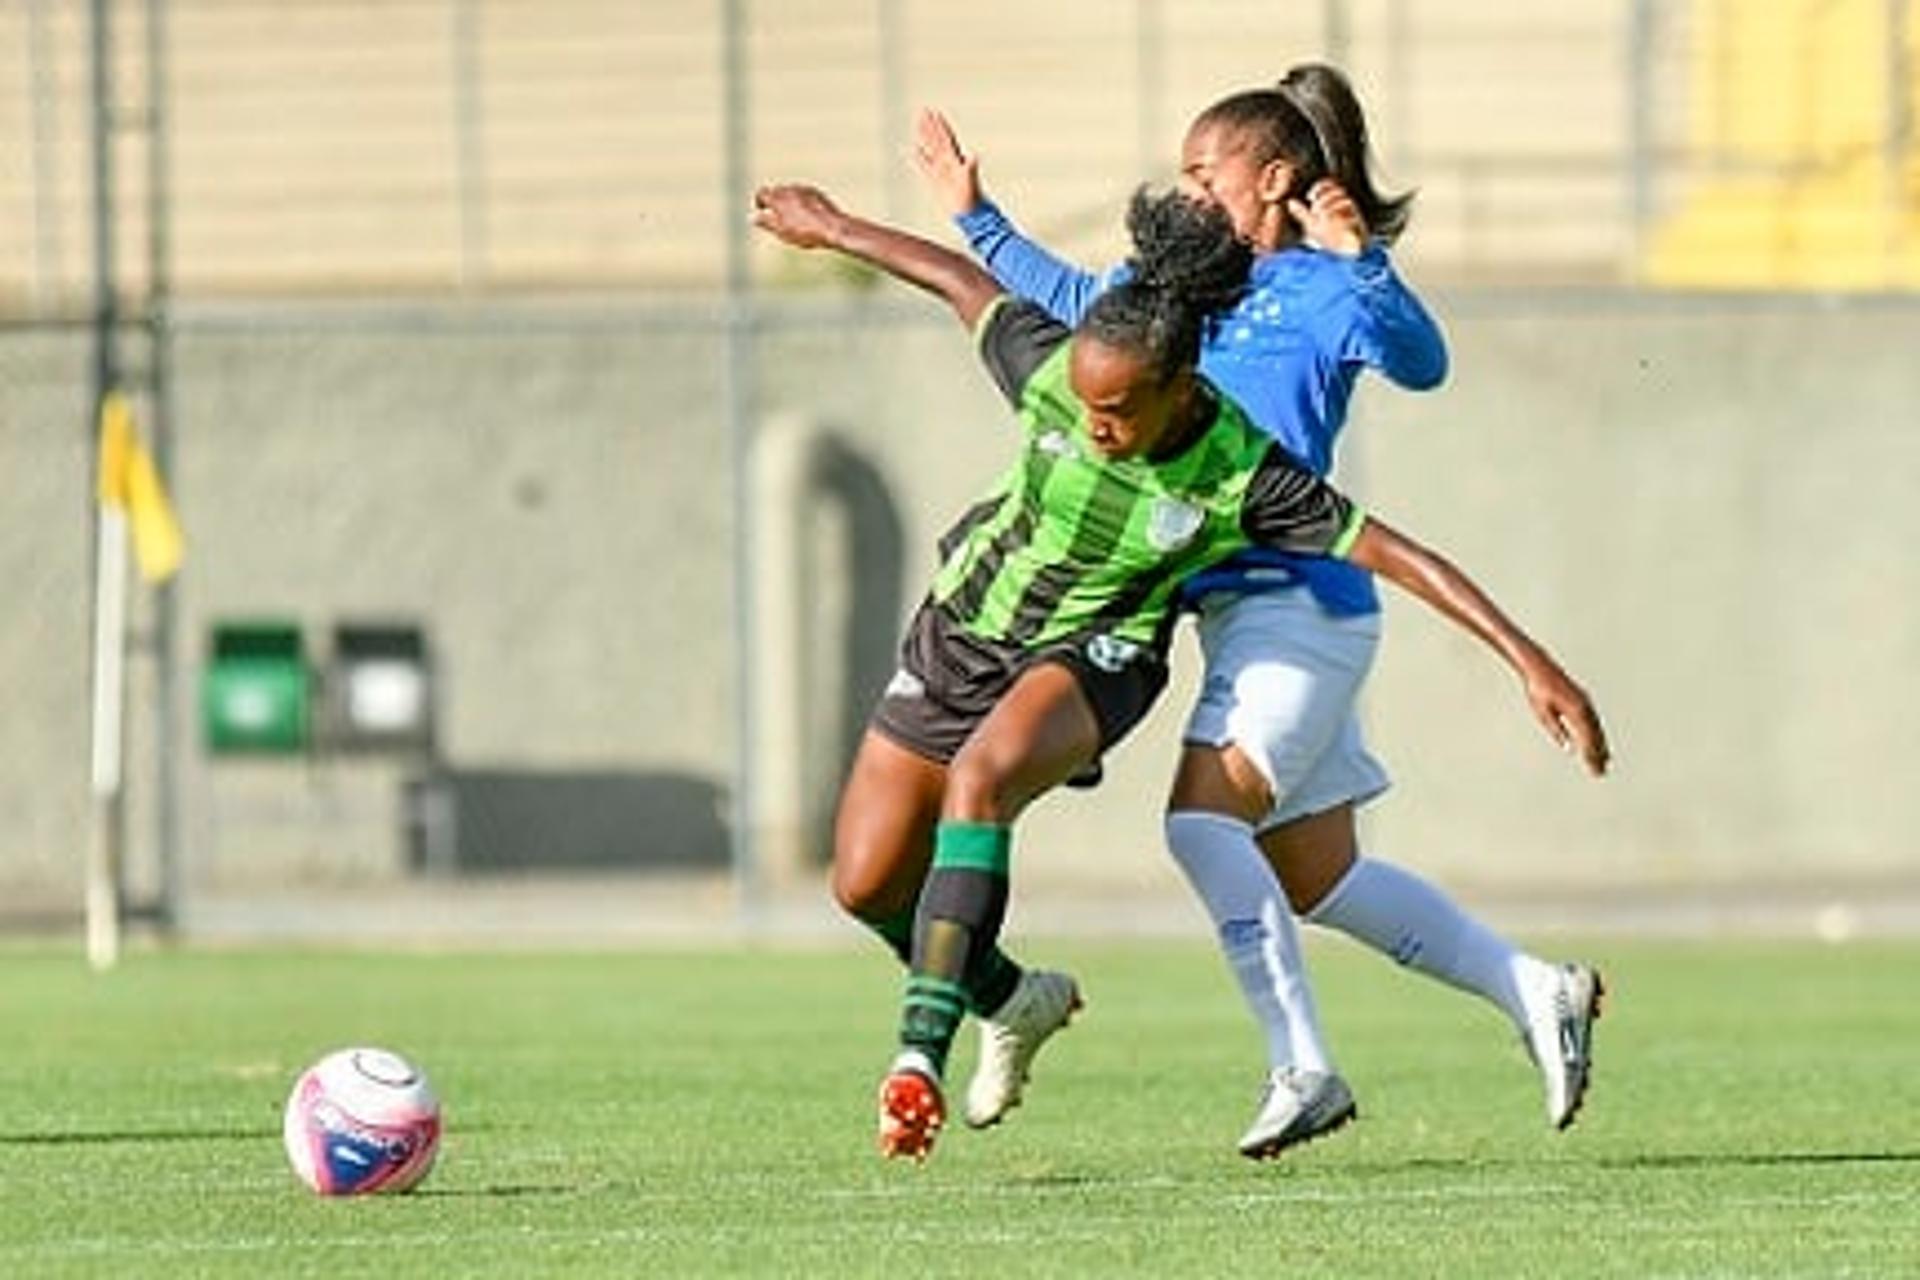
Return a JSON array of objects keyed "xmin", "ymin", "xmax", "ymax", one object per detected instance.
[{"xmin": 282, "ymin": 1047, "xmax": 441, "ymax": 1195}]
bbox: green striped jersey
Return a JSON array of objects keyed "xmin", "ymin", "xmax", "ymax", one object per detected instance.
[{"xmin": 930, "ymin": 297, "xmax": 1365, "ymax": 652}]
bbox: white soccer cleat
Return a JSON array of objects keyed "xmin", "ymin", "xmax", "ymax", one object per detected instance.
[
  {"xmin": 1236, "ymin": 1067, "xmax": 1357, "ymax": 1160},
  {"xmin": 1520, "ymin": 962, "xmax": 1605, "ymax": 1130},
  {"xmin": 962, "ymin": 969, "xmax": 1082, "ymax": 1129}
]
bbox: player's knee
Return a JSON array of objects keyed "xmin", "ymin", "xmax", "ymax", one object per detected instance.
[
  {"xmin": 827, "ymin": 858, "xmax": 873, "ymax": 918},
  {"xmin": 943, "ymin": 748, "xmax": 1017, "ymax": 823},
  {"xmin": 828, "ymin": 831, "xmax": 902, "ymax": 920},
  {"xmin": 1262, "ymin": 813, "xmax": 1358, "ymax": 914}
]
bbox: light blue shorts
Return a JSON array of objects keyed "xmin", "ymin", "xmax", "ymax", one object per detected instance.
[{"xmin": 1182, "ymin": 589, "xmax": 1390, "ymax": 832}]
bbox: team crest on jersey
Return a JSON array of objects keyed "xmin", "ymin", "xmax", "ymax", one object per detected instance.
[
  {"xmin": 1084, "ymin": 633, "xmax": 1141, "ymax": 673},
  {"xmin": 1145, "ymin": 498, "xmax": 1205, "ymax": 551},
  {"xmin": 1035, "ymin": 430, "xmax": 1073, "ymax": 458}
]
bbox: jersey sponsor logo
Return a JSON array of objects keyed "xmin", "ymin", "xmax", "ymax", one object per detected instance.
[
  {"xmin": 1083, "ymin": 633, "xmax": 1141, "ymax": 674},
  {"xmin": 1146, "ymin": 498, "xmax": 1205, "ymax": 551},
  {"xmin": 883, "ymin": 668, "xmax": 925, "ymax": 701}
]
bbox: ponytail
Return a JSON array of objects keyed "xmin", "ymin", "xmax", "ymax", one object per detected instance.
[
  {"xmin": 1277, "ymin": 63, "xmax": 1412, "ymax": 243},
  {"xmin": 1195, "ymin": 65, "xmax": 1413, "ymax": 245}
]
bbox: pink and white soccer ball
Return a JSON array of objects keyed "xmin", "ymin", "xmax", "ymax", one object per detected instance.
[{"xmin": 283, "ymin": 1047, "xmax": 441, "ymax": 1195}]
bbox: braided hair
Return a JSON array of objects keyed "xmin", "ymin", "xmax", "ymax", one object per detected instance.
[
  {"xmin": 1079, "ymin": 188, "xmax": 1251, "ymax": 386},
  {"xmin": 1195, "ymin": 63, "xmax": 1413, "ymax": 244}
]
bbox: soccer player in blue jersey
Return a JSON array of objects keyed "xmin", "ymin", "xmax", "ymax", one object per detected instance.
[
  {"xmin": 915, "ymin": 65, "xmax": 1606, "ymax": 1156},
  {"xmin": 751, "ymin": 178, "xmax": 1609, "ymax": 1161}
]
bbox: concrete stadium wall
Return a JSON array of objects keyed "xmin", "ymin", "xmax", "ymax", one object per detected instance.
[
  {"xmin": 2, "ymin": 331, "xmax": 96, "ymax": 909},
  {"xmin": 1353, "ymin": 296, "xmax": 1920, "ymax": 897},
  {"xmin": 4, "ymin": 294, "xmax": 1918, "ymax": 917}
]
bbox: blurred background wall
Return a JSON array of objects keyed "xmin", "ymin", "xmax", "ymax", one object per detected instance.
[{"xmin": 2, "ymin": 0, "xmax": 1917, "ymax": 931}]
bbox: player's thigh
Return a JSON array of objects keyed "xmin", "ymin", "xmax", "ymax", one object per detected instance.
[
  {"xmin": 831, "ymin": 728, "xmax": 948, "ymax": 916},
  {"xmin": 1166, "ymin": 740, "xmax": 1273, "ymax": 823},
  {"xmin": 945, "ymin": 662, "xmax": 1102, "ymax": 823}
]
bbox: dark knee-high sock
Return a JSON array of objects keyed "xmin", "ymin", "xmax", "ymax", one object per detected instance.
[
  {"xmin": 898, "ymin": 821, "xmax": 1013, "ymax": 1075},
  {"xmin": 866, "ymin": 906, "xmax": 1021, "ymax": 1017}
]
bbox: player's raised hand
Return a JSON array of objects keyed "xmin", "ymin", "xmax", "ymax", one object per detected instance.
[
  {"xmin": 913, "ymin": 108, "xmax": 983, "ymax": 217},
  {"xmin": 1522, "ymin": 662, "xmax": 1610, "ymax": 777},
  {"xmin": 1286, "ymin": 177, "xmax": 1367, "ymax": 257},
  {"xmin": 751, "ymin": 183, "xmax": 846, "ymax": 250}
]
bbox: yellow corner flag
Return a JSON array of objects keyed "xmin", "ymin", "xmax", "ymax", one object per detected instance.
[{"xmin": 97, "ymin": 391, "xmax": 185, "ymax": 583}]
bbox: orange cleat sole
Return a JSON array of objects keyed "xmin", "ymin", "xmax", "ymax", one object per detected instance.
[{"xmin": 877, "ymin": 1069, "xmax": 946, "ymax": 1161}]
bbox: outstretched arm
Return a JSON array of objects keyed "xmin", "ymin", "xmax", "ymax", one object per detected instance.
[
  {"xmin": 1346, "ymin": 517, "xmax": 1609, "ymax": 775},
  {"xmin": 751, "ymin": 183, "xmax": 1001, "ymax": 328},
  {"xmin": 913, "ymin": 108, "xmax": 1113, "ymax": 325}
]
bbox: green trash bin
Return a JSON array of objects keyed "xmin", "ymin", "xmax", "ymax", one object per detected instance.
[{"xmin": 202, "ymin": 621, "xmax": 310, "ymax": 755}]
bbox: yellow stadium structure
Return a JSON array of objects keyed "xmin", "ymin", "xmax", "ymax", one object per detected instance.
[{"xmin": 1648, "ymin": 0, "xmax": 1920, "ymax": 289}]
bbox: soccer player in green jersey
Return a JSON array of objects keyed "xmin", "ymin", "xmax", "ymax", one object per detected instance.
[{"xmin": 751, "ymin": 181, "xmax": 1609, "ymax": 1161}]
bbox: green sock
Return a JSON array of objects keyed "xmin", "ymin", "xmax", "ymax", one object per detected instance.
[
  {"xmin": 969, "ymin": 947, "xmax": 1022, "ymax": 1016},
  {"xmin": 865, "ymin": 902, "xmax": 1021, "ymax": 1016},
  {"xmin": 898, "ymin": 822, "xmax": 1012, "ymax": 1075}
]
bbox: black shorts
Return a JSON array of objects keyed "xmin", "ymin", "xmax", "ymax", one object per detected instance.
[{"xmin": 870, "ymin": 599, "xmax": 1169, "ymax": 770}]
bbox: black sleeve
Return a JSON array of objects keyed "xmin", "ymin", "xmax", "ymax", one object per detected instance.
[
  {"xmin": 1240, "ymin": 444, "xmax": 1362, "ymax": 556},
  {"xmin": 976, "ymin": 297, "xmax": 1072, "ymax": 407}
]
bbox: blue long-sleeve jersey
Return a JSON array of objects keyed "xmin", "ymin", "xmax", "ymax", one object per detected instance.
[{"xmin": 956, "ymin": 199, "xmax": 1447, "ymax": 616}]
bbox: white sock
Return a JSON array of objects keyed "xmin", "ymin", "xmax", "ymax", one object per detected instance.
[
  {"xmin": 1306, "ymin": 854, "xmax": 1554, "ymax": 1031},
  {"xmin": 1165, "ymin": 811, "xmax": 1334, "ymax": 1074}
]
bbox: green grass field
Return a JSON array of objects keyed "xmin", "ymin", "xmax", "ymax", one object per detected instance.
[{"xmin": 2, "ymin": 936, "xmax": 1916, "ymax": 1277}]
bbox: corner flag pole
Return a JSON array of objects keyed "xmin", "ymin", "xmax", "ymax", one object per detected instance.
[
  {"xmin": 87, "ymin": 449, "xmax": 130, "ymax": 972},
  {"xmin": 84, "ymin": 0, "xmax": 122, "ymax": 972},
  {"xmin": 87, "ymin": 394, "xmax": 188, "ymax": 970}
]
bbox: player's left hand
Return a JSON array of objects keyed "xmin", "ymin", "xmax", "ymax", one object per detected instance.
[
  {"xmin": 913, "ymin": 108, "xmax": 984, "ymax": 217},
  {"xmin": 1524, "ymin": 666, "xmax": 1611, "ymax": 777},
  {"xmin": 1285, "ymin": 178, "xmax": 1367, "ymax": 257}
]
